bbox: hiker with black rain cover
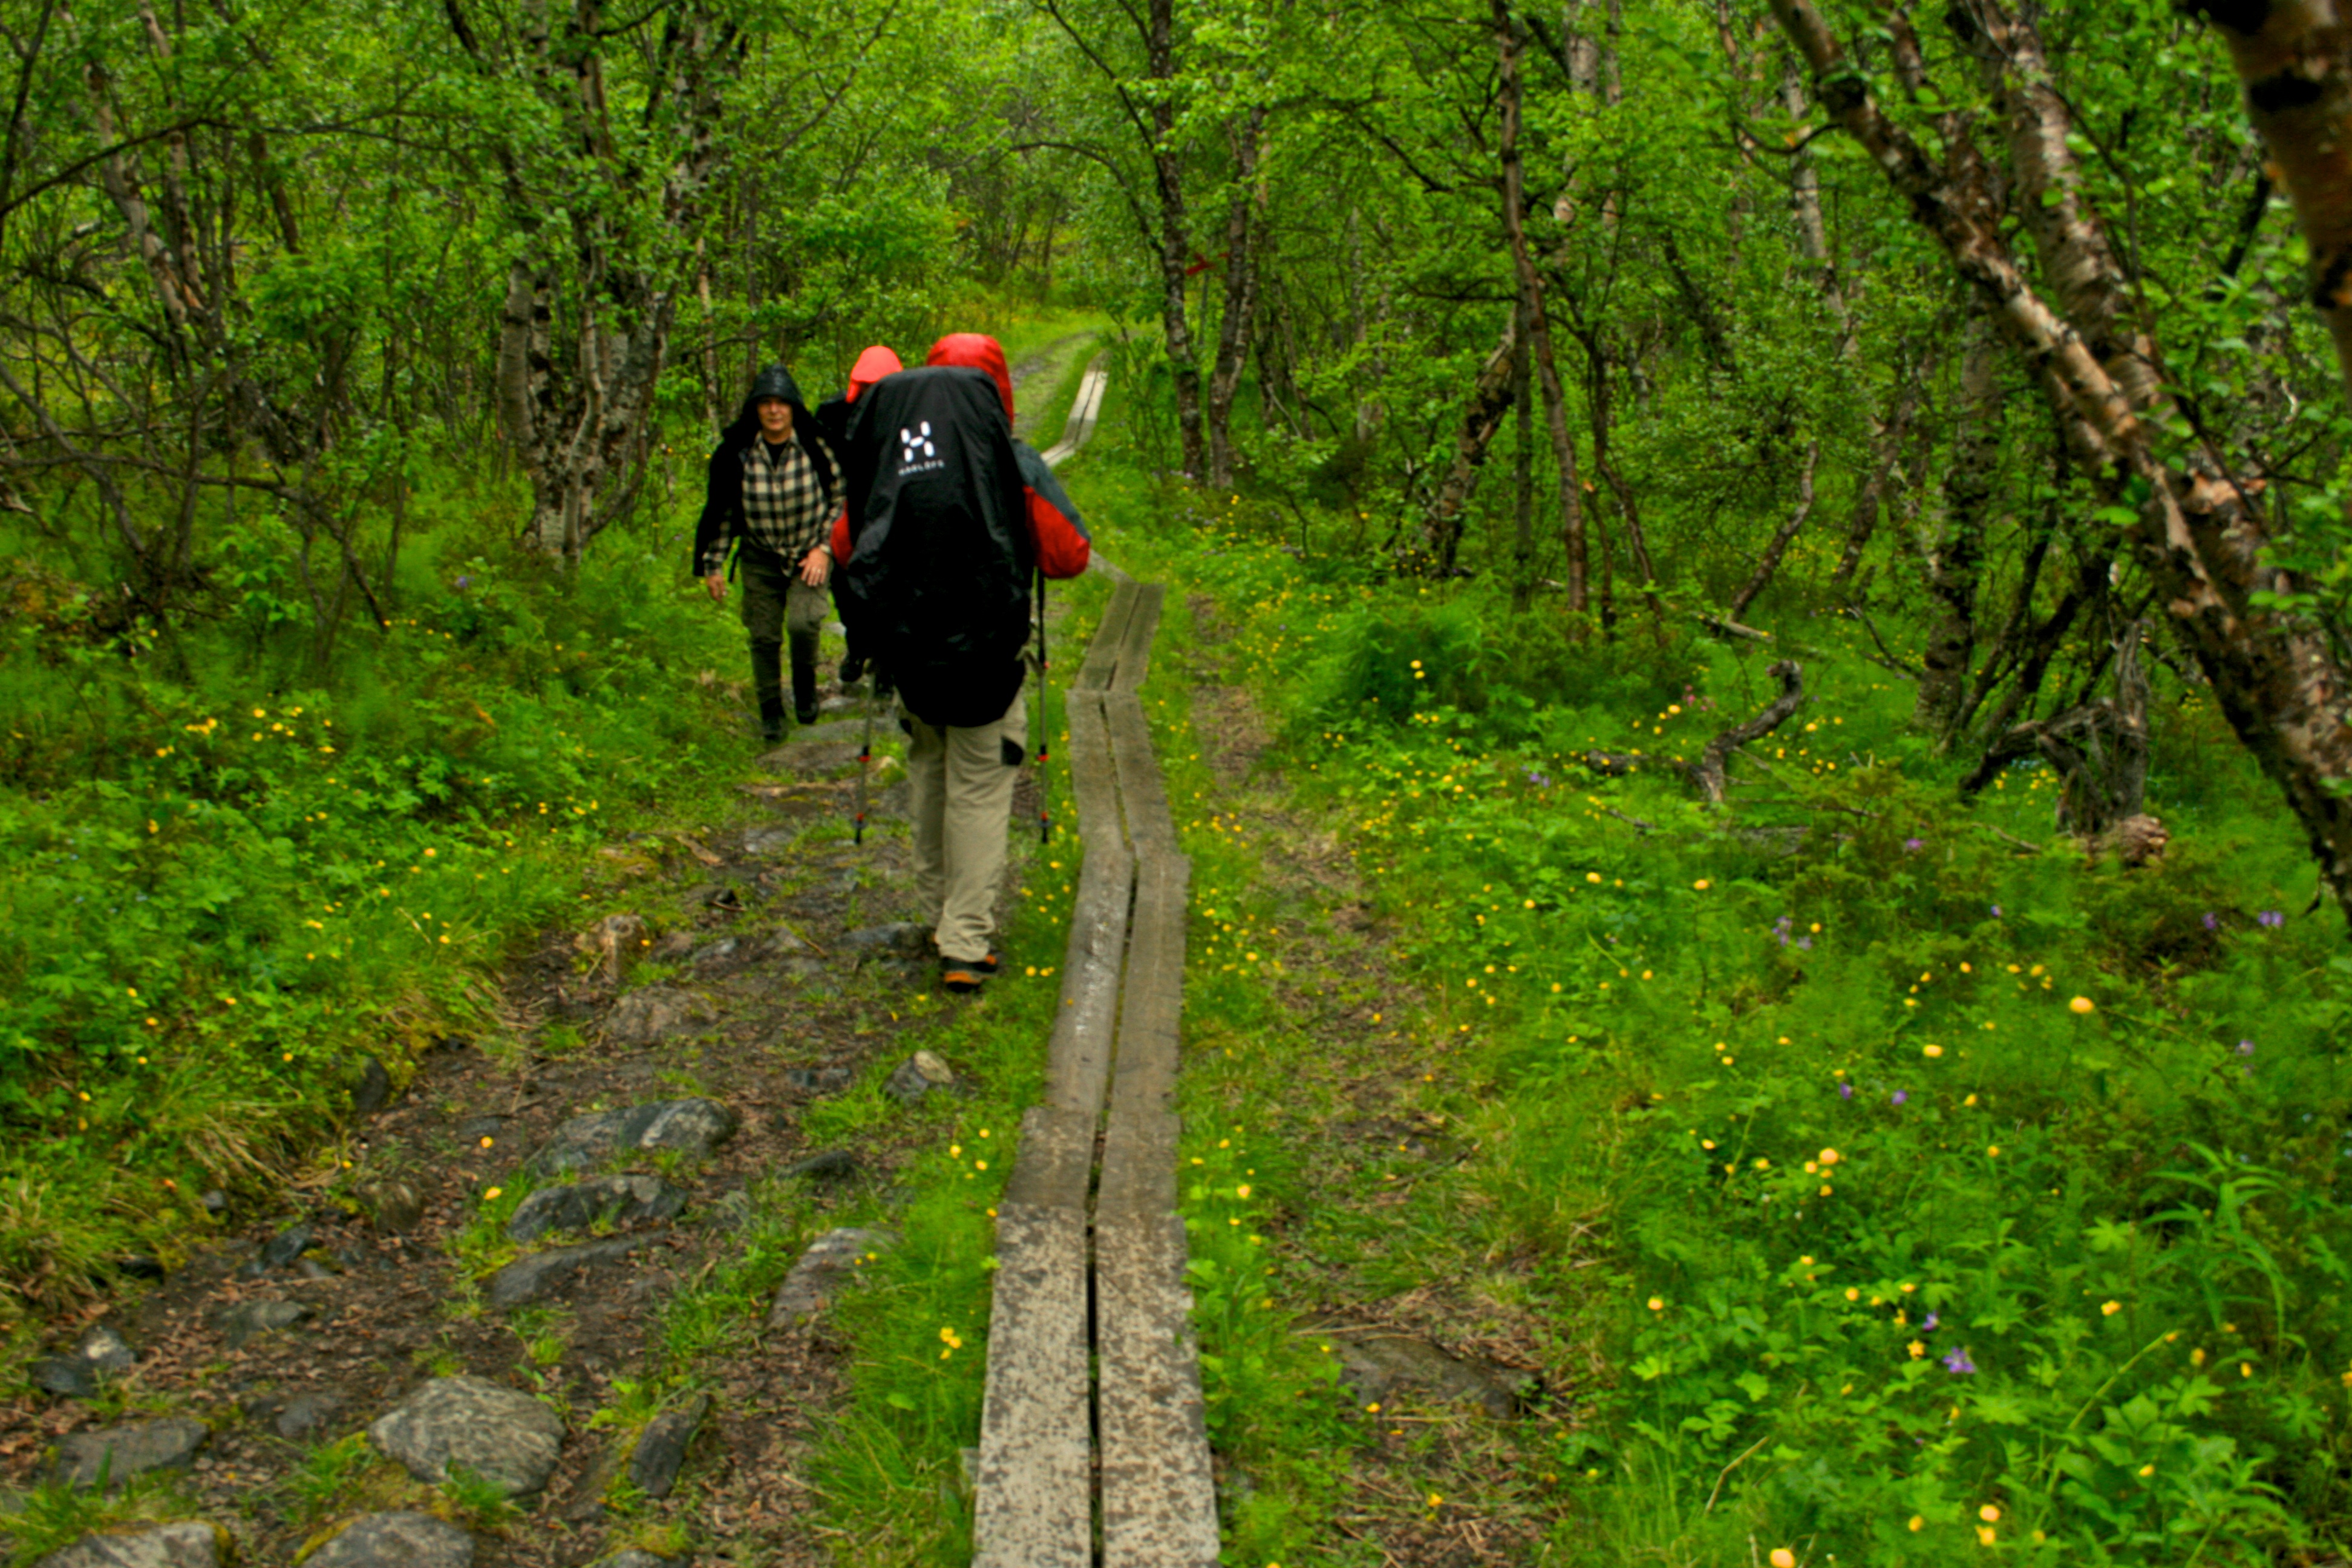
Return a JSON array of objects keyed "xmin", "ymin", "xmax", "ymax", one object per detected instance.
[
  {"xmin": 833, "ymin": 333, "xmax": 1091, "ymax": 992},
  {"xmin": 693, "ymin": 364, "xmax": 843, "ymax": 740}
]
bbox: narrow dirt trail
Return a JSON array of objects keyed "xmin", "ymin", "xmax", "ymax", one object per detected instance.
[{"xmin": 0, "ymin": 363, "xmax": 1121, "ymax": 1568}]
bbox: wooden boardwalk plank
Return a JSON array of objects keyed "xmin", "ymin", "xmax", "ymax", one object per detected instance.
[
  {"xmin": 1111, "ymin": 583, "xmax": 1165, "ymax": 694},
  {"xmin": 972, "ymin": 1201, "xmax": 1094, "ymax": 1568},
  {"xmin": 1097, "ymin": 1210, "xmax": 1220, "ymax": 1567},
  {"xmin": 1045, "ymin": 692, "xmax": 1134, "ymax": 1117},
  {"xmin": 1079, "ymin": 580, "xmax": 1140, "ymax": 691},
  {"xmin": 1106, "ymin": 693, "xmax": 1177, "ymax": 862}
]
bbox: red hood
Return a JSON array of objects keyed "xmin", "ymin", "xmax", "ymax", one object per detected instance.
[
  {"xmin": 846, "ymin": 345, "xmax": 903, "ymax": 403},
  {"xmin": 927, "ymin": 333, "xmax": 1014, "ymax": 422}
]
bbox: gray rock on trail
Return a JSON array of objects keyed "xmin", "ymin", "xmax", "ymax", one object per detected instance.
[
  {"xmin": 885, "ymin": 1051, "xmax": 956, "ymax": 1105},
  {"xmin": 506, "ymin": 1175, "xmax": 688, "ymax": 1243},
  {"xmin": 48, "ymin": 1419, "xmax": 207, "ymax": 1490},
  {"xmin": 1321, "ymin": 1329, "xmax": 1524, "ymax": 1418},
  {"xmin": 253, "ymin": 1221, "xmax": 313, "ymax": 1273},
  {"xmin": 782, "ymin": 1065, "xmax": 852, "ymax": 1096},
  {"xmin": 598, "ymin": 1554, "xmax": 685, "ymax": 1568},
  {"xmin": 626, "ymin": 1392, "xmax": 710, "ymax": 1498},
  {"xmin": 487, "ymin": 1238, "xmax": 643, "ymax": 1310},
  {"xmin": 33, "ymin": 1521, "xmax": 223, "ymax": 1568},
  {"xmin": 367, "ymin": 1376, "xmax": 563, "ymax": 1497},
  {"xmin": 842, "ymin": 921, "xmax": 930, "ymax": 956},
  {"xmin": 785, "ymin": 1149, "xmax": 858, "ymax": 1183},
  {"xmin": 603, "ymin": 987, "xmax": 717, "ymax": 1049},
  {"xmin": 768, "ymin": 1227, "xmax": 895, "ymax": 1327},
  {"xmin": 279, "ymin": 1394, "xmax": 345, "ymax": 1440},
  {"xmin": 362, "ymin": 1178, "xmax": 426, "ymax": 1234},
  {"xmin": 301, "ymin": 1512, "xmax": 475, "ymax": 1568},
  {"xmin": 529, "ymin": 1098, "xmax": 739, "ymax": 1175},
  {"xmin": 221, "ymin": 1299, "xmax": 310, "ymax": 1350},
  {"xmin": 33, "ymin": 1325, "xmax": 135, "ymax": 1399},
  {"xmin": 351, "ymin": 1055, "xmax": 394, "ymax": 1116}
]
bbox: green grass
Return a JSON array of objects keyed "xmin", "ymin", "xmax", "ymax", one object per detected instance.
[{"xmin": 805, "ymin": 376, "xmax": 2351, "ymax": 1566}]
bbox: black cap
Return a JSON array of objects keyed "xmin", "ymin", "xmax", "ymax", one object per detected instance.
[{"xmin": 750, "ymin": 364, "xmax": 802, "ymax": 405}]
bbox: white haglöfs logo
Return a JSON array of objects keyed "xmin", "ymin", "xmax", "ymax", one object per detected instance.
[{"xmin": 901, "ymin": 422, "xmax": 935, "ymax": 463}]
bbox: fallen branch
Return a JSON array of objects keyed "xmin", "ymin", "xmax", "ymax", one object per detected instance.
[
  {"xmin": 1699, "ymin": 613, "xmax": 1773, "ymax": 642},
  {"xmin": 1690, "ymin": 661, "xmax": 1806, "ymax": 805}
]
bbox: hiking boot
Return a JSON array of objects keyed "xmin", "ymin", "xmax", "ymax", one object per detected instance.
[
  {"xmin": 939, "ymin": 953, "xmax": 1001, "ymax": 993},
  {"xmin": 757, "ymin": 694, "xmax": 787, "ymax": 743}
]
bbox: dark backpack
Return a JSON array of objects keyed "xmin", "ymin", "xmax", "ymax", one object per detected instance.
[{"xmin": 836, "ymin": 365, "xmax": 1034, "ymax": 727}]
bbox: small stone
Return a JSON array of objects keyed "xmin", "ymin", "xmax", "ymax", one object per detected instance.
[
  {"xmin": 259, "ymin": 1221, "xmax": 313, "ymax": 1272},
  {"xmin": 31, "ymin": 1327, "xmax": 134, "ymax": 1401},
  {"xmin": 455, "ymin": 1115, "xmax": 504, "ymax": 1144},
  {"xmin": 782, "ymin": 1066, "xmax": 852, "ymax": 1096},
  {"xmin": 743, "ymin": 828, "xmax": 797, "ymax": 857},
  {"xmin": 650, "ymin": 930, "xmax": 696, "ymax": 961},
  {"xmin": 221, "ymin": 1299, "xmax": 310, "ymax": 1350},
  {"xmin": 884, "ymin": 1051, "xmax": 956, "ymax": 1104},
  {"xmin": 689, "ymin": 938, "xmax": 739, "ymax": 966},
  {"xmin": 33, "ymin": 1521, "xmax": 223, "ymax": 1567},
  {"xmin": 367, "ymin": 1376, "xmax": 563, "ymax": 1497},
  {"xmin": 505, "ymin": 1175, "xmax": 687, "ymax": 1243},
  {"xmin": 626, "ymin": 1393, "xmax": 709, "ymax": 1498},
  {"xmin": 199, "ymin": 1189, "xmax": 227, "ymax": 1215},
  {"xmin": 351, "ymin": 1057, "xmax": 394, "ymax": 1116},
  {"xmin": 486, "ymin": 1238, "xmax": 641, "ymax": 1310},
  {"xmin": 785, "ymin": 1149, "xmax": 859, "ymax": 1183},
  {"xmin": 1322, "ymin": 1330, "xmax": 1524, "ymax": 1418},
  {"xmin": 603, "ymin": 987, "xmax": 717, "ymax": 1048},
  {"xmin": 762, "ymin": 925, "xmax": 816, "ymax": 957},
  {"xmin": 273, "ymin": 1392, "xmax": 346, "ymax": 1440},
  {"xmin": 48, "ymin": 1419, "xmax": 207, "ymax": 1490},
  {"xmin": 767, "ymin": 1227, "xmax": 895, "ymax": 1327},
  {"xmin": 841, "ymin": 921, "xmax": 930, "ymax": 956},
  {"xmin": 596, "ymin": 1554, "xmax": 682, "ymax": 1568},
  {"xmin": 302, "ymin": 1511, "xmax": 474, "ymax": 1568},
  {"xmin": 362, "ymin": 1180, "xmax": 425, "ymax": 1235},
  {"xmin": 529, "ymin": 1099, "xmax": 739, "ymax": 1175}
]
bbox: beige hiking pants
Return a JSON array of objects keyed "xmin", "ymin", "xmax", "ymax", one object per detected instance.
[{"xmin": 906, "ymin": 688, "xmax": 1029, "ymax": 964}]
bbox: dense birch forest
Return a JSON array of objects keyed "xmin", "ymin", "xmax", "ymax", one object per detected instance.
[{"xmin": 10, "ymin": 0, "xmax": 2352, "ymax": 1563}]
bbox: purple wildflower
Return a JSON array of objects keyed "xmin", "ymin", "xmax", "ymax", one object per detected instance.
[
  {"xmin": 455, "ymin": 575, "xmax": 472, "ymax": 589},
  {"xmin": 1903, "ymin": 837, "xmax": 1924, "ymax": 852},
  {"xmin": 1942, "ymin": 1347, "xmax": 1978, "ymax": 1374},
  {"xmin": 2236, "ymin": 1039, "xmax": 2255, "ymax": 1057},
  {"xmin": 2203, "ymin": 912, "xmax": 2219, "ymax": 932},
  {"xmin": 1922, "ymin": 1312, "xmax": 1939, "ymax": 1332},
  {"xmin": 1774, "ymin": 916, "xmax": 1794, "ymax": 948},
  {"xmin": 1891, "ymin": 1090, "xmax": 1909, "ymax": 1106},
  {"xmin": 2258, "ymin": 910, "xmax": 2285, "ymax": 929},
  {"xmin": 1838, "ymin": 1082, "xmax": 1854, "ymax": 1101},
  {"xmin": 1990, "ymin": 904, "xmax": 2002, "ymax": 918}
]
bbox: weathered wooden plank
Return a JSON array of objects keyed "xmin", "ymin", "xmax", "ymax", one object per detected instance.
[
  {"xmin": 1096, "ymin": 1106, "xmax": 1179, "ymax": 1218},
  {"xmin": 1106, "ymin": 693, "xmax": 1178, "ymax": 862},
  {"xmin": 1108, "ymin": 852, "xmax": 1189, "ymax": 1116},
  {"xmin": 1111, "ymin": 583, "xmax": 1165, "ymax": 694},
  {"xmin": 1003, "ymin": 1105, "xmax": 1100, "ymax": 1210},
  {"xmin": 1046, "ymin": 693, "xmax": 1134, "ymax": 1117},
  {"xmin": 1079, "ymin": 580, "xmax": 1140, "ymax": 691},
  {"xmin": 972, "ymin": 1202, "xmax": 1093, "ymax": 1568},
  {"xmin": 1097, "ymin": 1210, "xmax": 1220, "ymax": 1567}
]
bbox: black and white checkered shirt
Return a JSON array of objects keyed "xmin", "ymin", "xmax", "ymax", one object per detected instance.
[{"xmin": 737, "ymin": 436, "xmax": 838, "ymax": 562}]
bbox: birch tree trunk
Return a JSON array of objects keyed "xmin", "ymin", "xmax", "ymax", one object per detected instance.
[
  {"xmin": 1915, "ymin": 317, "xmax": 1999, "ymax": 732},
  {"xmin": 1773, "ymin": 0, "xmax": 2352, "ymax": 921},
  {"xmin": 1148, "ymin": 0, "xmax": 1206, "ymax": 479},
  {"xmin": 1206, "ymin": 105, "xmax": 1266, "ymax": 489}
]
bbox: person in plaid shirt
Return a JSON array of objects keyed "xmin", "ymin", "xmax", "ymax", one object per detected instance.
[{"xmin": 693, "ymin": 364, "xmax": 844, "ymax": 738}]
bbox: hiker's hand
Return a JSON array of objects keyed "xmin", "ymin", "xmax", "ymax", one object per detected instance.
[
  {"xmin": 702, "ymin": 573, "xmax": 727, "ymax": 603},
  {"xmin": 799, "ymin": 546, "xmax": 832, "ymax": 588}
]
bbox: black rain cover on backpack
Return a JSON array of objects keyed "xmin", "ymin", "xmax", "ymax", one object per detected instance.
[{"xmin": 836, "ymin": 365, "xmax": 1034, "ymax": 728}]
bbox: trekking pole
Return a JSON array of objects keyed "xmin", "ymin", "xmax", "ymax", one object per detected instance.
[
  {"xmin": 854, "ymin": 664, "xmax": 877, "ymax": 848},
  {"xmin": 1034, "ymin": 567, "xmax": 1051, "ymax": 843}
]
